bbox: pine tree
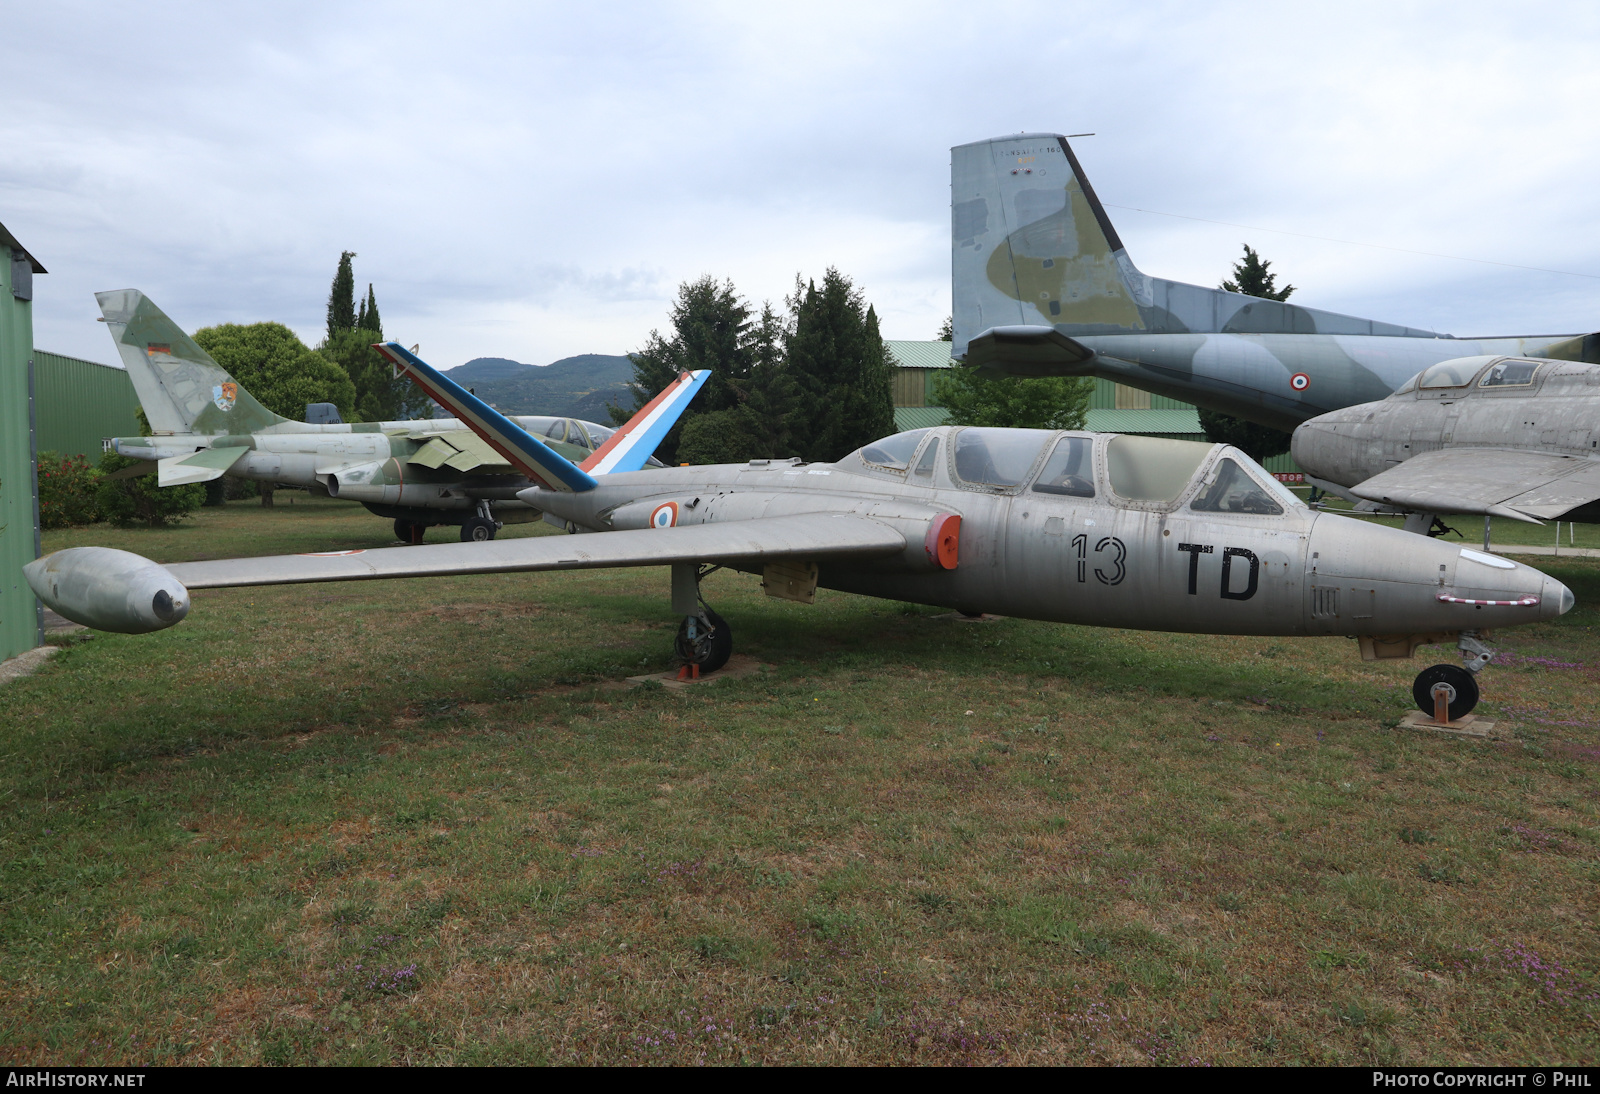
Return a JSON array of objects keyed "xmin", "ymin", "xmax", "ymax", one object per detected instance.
[
  {"xmin": 326, "ymin": 251, "xmax": 356, "ymax": 339},
  {"xmin": 615, "ymin": 276, "xmax": 758, "ymax": 463},
  {"xmin": 785, "ymin": 269, "xmax": 895, "ymax": 462},
  {"xmin": 1200, "ymin": 244, "xmax": 1295, "ymax": 461},
  {"xmin": 318, "ymin": 264, "xmax": 426, "ymax": 423},
  {"xmin": 1221, "ymin": 244, "xmax": 1295, "ymax": 301}
]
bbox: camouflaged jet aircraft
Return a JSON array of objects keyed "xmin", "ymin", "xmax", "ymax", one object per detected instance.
[
  {"xmin": 953, "ymin": 134, "xmax": 1598, "ymax": 430},
  {"xmin": 96, "ymin": 290, "xmax": 706, "ymax": 543},
  {"xmin": 1292, "ymin": 354, "xmax": 1600, "ymax": 534},
  {"xmin": 27, "ymin": 344, "xmax": 1575, "ymax": 720}
]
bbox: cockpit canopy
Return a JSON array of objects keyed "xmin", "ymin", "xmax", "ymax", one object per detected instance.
[
  {"xmin": 846, "ymin": 427, "xmax": 1302, "ymax": 516},
  {"xmin": 1397, "ymin": 355, "xmax": 1546, "ymax": 394}
]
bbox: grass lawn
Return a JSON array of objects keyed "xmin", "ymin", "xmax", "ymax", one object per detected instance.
[{"xmin": 2, "ymin": 496, "xmax": 1596, "ymax": 1065}]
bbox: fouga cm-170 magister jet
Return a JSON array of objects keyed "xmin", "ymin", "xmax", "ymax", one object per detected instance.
[{"xmin": 27, "ymin": 345, "xmax": 1575, "ymax": 721}]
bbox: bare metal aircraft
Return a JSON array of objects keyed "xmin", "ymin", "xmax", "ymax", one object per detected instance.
[
  {"xmin": 27, "ymin": 345, "xmax": 1574, "ymax": 720},
  {"xmin": 952, "ymin": 134, "xmax": 1597, "ymax": 430},
  {"xmin": 1293, "ymin": 354, "xmax": 1600, "ymax": 536},
  {"xmin": 95, "ymin": 290, "xmax": 705, "ymax": 542}
]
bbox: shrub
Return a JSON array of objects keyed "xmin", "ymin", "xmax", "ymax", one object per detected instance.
[
  {"xmin": 37, "ymin": 451, "xmax": 103, "ymax": 528},
  {"xmin": 96, "ymin": 452, "xmax": 205, "ymax": 527}
]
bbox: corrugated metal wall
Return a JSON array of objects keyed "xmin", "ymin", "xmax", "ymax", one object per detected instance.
[
  {"xmin": 34, "ymin": 351, "xmax": 141, "ymax": 459},
  {"xmin": 1, "ymin": 237, "xmax": 41, "ymax": 660}
]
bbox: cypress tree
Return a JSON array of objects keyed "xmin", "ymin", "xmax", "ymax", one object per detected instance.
[
  {"xmin": 360, "ymin": 284, "xmax": 382, "ymax": 333},
  {"xmin": 326, "ymin": 251, "xmax": 356, "ymax": 339},
  {"xmin": 785, "ymin": 268, "xmax": 895, "ymax": 462}
]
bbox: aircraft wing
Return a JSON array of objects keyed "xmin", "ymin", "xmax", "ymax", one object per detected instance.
[
  {"xmin": 402, "ymin": 430, "xmax": 515, "ymax": 473},
  {"xmin": 1349, "ymin": 448, "xmax": 1600, "ymax": 523},
  {"xmin": 161, "ymin": 514, "xmax": 905, "ymax": 589}
]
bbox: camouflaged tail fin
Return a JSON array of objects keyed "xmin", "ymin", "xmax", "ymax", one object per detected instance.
[{"xmin": 96, "ymin": 289, "xmax": 289, "ymax": 436}]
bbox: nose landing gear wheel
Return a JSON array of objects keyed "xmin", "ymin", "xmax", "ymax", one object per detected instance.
[
  {"xmin": 461, "ymin": 516, "xmax": 498, "ymax": 542},
  {"xmin": 674, "ymin": 608, "xmax": 732, "ymax": 674},
  {"xmin": 1412, "ymin": 664, "xmax": 1479, "ymax": 721}
]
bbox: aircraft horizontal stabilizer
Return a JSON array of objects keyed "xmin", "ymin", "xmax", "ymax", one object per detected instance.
[
  {"xmin": 157, "ymin": 445, "xmax": 250, "ymax": 487},
  {"xmin": 1347, "ymin": 448, "xmax": 1600, "ymax": 524},
  {"xmin": 375, "ymin": 343, "xmax": 598, "ymax": 493},
  {"xmin": 962, "ymin": 325, "xmax": 1095, "ymax": 378}
]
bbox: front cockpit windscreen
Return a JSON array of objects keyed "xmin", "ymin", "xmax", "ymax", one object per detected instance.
[
  {"xmin": 1418, "ymin": 357, "xmax": 1490, "ymax": 389},
  {"xmin": 1032, "ymin": 436, "xmax": 1095, "ymax": 497},
  {"xmin": 1191, "ymin": 458, "xmax": 1284, "ymax": 515},
  {"xmin": 859, "ymin": 429, "xmax": 930, "ymax": 471},
  {"xmin": 952, "ymin": 428, "xmax": 1051, "ymax": 488},
  {"xmin": 1105, "ymin": 435, "xmax": 1213, "ymax": 502}
]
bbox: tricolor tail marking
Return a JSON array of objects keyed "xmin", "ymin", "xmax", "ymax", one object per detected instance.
[
  {"xmin": 374, "ymin": 343, "xmax": 597, "ymax": 493},
  {"xmin": 581, "ymin": 369, "xmax": 710, "ymax": 474}
]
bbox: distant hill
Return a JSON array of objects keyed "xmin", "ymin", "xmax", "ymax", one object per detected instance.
[{"xmin": 443, "ymin": 353, "xmax": 637, "ymax": 420}]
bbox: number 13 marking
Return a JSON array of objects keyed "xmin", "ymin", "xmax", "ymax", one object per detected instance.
[{"xmin": 1070, "ymin": 534, "xmax": 1126, "ymax": 585}]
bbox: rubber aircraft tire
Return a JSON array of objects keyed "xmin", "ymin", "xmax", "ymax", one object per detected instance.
[
  {"xmin": 674, "ymin": 608, "xmax": 732, "ymax": 674},
  {"xmin": 461, "ymin": 516, "xmax": 497, "ymax": 542},
  {"xmin": 395, "ymin": 519, "xmax": 427, "ymax": 545},
  {"xmin": 1412, "ymin": 664, "xmax": 1479, "ymax": 721}
]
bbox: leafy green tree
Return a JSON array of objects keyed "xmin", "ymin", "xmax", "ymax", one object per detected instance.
[
  {"xmin": 95, "ymin": 452, "xmax": 203, "ymax": 527},
  {"xmin": 937, "ymin": 315, "xmax": 954, "ymax": 341},
  {"xmin": 1221, "ymin": 244, "xmax": 1295, "ymax": 300},
  {"xmin": 1200, "ymin": 244, "xmax": 1295, "ymax": 462},
  {"xmin": 327, "ymin": 250, "xmax": 356, "ymax": 339},
  {"xmin": 192, "ymin": 322, "xmax": 356, "ymax": 420},
  {"xmin": 785, "ymin": 268, "xmax": 895, "ymax": 462},
  {"xmin": 931, "ymin": 370, "xmax": 1091, "ymax": 430}
]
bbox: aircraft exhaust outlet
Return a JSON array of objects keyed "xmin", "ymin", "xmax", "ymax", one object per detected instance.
[{"xmin": 23, "ymin": 547, "xmax": 191, "ymax": 634}]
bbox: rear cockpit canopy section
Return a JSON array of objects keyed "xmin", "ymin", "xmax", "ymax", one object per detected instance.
[{"xmin": 1397, "ymin": 355, "xmax": 1547, "ymax": 395}]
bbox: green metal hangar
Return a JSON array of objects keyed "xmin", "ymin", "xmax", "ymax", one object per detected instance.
[
  {"xmin": 1, "ymin": 221, "xmax": 46, "ymax": 661},
  {"xmin": 1, "ymin": 219, "xmax": 143, "ymax": 665},
  {"xmin": 885, "ymin": 339, "xmax": 1302, "ymax": 478}
]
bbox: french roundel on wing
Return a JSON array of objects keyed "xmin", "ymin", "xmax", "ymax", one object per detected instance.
[
  {"xmin": 1290, "ymin": 372, "xmax": 1310, "ymax": 391},
  {"xmin": 650, "ymin": 501, "xmax": 679, "ymax": 528}
]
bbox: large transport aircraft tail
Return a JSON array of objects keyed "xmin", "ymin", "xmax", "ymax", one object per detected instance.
[
  {"xmin": 96, "ymin": 289, "xmax": 292, "ymax": 435},
  {"xmin": 950, "ymin": 134, "xmax": 1441, "ymax": 361}
]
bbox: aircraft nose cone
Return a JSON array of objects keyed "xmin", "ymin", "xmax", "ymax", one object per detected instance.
[{"xmin": 1551, "ymin": 577, "xmax": 1575, "ymax": 618}]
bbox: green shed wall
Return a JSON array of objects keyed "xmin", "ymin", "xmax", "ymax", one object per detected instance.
[
  {"xmin": 34, "ymin": 351, "xmax": 141, "ymax": 459},
  {"xmin": 0, "ymin": 248, "xmax": 41, "ymax": 660}
]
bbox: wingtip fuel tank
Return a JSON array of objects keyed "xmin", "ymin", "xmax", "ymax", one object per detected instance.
[{"xmin": 24, "ymin": 547, "xmax": 191, "ymax": 634}]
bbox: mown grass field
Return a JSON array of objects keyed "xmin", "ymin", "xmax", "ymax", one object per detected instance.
[{"xmin": 2, "ymin": 496, "xmax": 1597, "ymax": 1065}]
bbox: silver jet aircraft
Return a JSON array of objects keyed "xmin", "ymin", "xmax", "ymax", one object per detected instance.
[
  {"xmin": 27, "ymin": 345, "xmax": 1574, "ymax": 721},
  {"xmin": 952, "ymin": 134, "xmax": 1597, "ymax": 430},
  {"xmin": 1292, "ymin": 354, "xmax": 1600, "ymax": 534},
  {"xmin": 96, "ymin": 290, "xmax": 705, "ymax": 543}
]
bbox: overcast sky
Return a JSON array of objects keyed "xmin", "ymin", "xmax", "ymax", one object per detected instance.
[{"xmin": 6, "ymin": 1, "xmax": 1599, "ymax": 368}]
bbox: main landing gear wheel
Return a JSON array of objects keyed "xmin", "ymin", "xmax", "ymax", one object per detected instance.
[
  {"xmin": 675, "ymin": 607, "xmax": 732, "ymax": 674},
  {"xmin": 1412, "ymin": 664, "xmax": 1480, "ymax": 721},
  {"xmin": 461, "ymin": 516, "xmax": 498, "ymax": 542},
  {"xmin": 394, "ymin": 518, "xmax": 427, "ymax": 545}
]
